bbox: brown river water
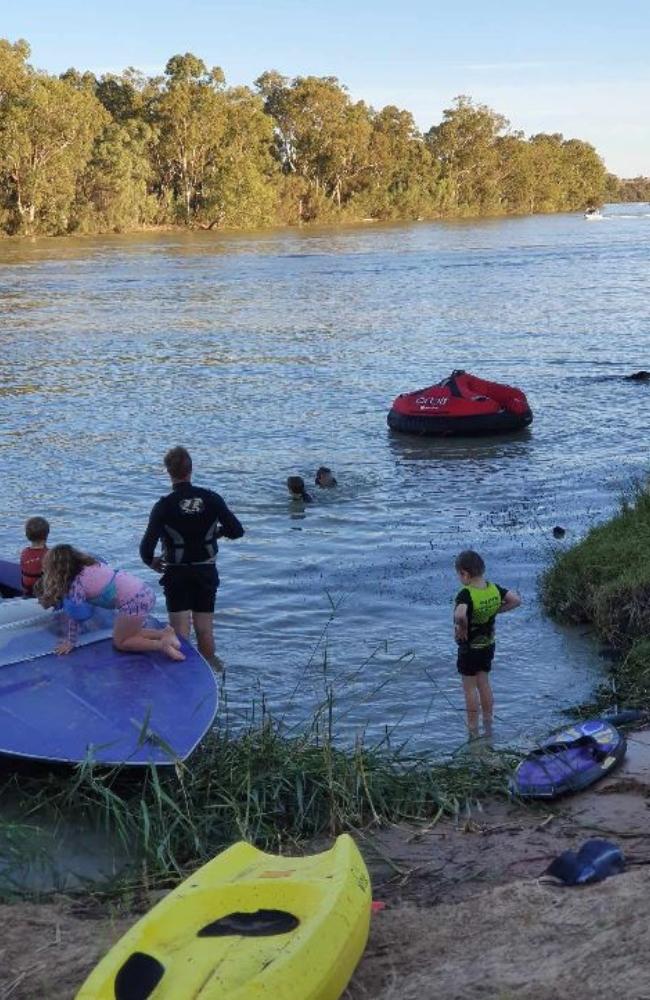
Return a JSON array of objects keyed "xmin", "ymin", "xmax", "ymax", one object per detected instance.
[{"xmin": 1, "ymin": 205, "xmax": 649, "ymax": 764}]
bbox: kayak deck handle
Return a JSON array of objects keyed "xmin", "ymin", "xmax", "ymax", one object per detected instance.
[
  {"xmin": 115, "ymin": 951, "xmax": 165, "ymax": 1000},
  {"xmin": 198, "ymin": 908, "xmax": 300, "ymax": 937}
]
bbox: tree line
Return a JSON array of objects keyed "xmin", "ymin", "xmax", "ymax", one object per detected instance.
[
  {"xmin": 612, "ymin": 176, "xmax": 650, "ymax": 201},
  {"xmin": 0, "ymin": 38, "xmax": 619, "ymax": 237}
]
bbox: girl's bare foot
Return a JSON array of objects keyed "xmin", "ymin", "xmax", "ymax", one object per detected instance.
[{"xmin": 162, "ymin": 639, "xmax": 185, "ymax": 661}]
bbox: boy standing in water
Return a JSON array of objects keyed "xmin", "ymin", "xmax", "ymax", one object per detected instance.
[
  {"xmin": 20, "ymin": 516, "xmax": 50, "ymax": 596},
  {"xmin": 453, "ymin": 550, "xmax": 521, "ymax": 739}
]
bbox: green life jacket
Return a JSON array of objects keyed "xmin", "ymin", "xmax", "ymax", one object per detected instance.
[{"xmin": 458, "ymin": 582, "xmax": 502, "ymax": 649}]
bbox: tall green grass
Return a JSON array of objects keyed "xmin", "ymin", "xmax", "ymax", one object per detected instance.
[
  {"xmin": 542, "ymin": 485, "xmax": 650, "ymax": 707},
  {"xmin": 0, "ymin": 696, "xmax": 515, "ymax": 899},
  {"xmin": 0, "ymin": 599, "xmax": 520, "ymax": 899}
]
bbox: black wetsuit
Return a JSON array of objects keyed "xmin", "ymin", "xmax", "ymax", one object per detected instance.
[{"xmin": 140, "ymin": 482, "xmax": 244, "ymax": 613}]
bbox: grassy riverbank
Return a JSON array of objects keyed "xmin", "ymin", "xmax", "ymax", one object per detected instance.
[
  {"xmin": 542, "ymin": 487, "xmax": 650, "ymax": 708},
  {"xmin": 5, "ymin": 492, "xmax": 648, "ymax": 898},
  {"xmin": 0, "ymin": 702, "xmax": 515, "ymax": 900}
]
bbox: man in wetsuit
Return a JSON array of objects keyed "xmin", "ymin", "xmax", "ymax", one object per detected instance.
[{"xmin": 140, "ymin": 446, "xmax": 244, "ymax": 665}]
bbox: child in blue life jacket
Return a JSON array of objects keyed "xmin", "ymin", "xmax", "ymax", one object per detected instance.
[{"xmin": 453, "ymin": 549, "xmax": 521, "ymax": 739}]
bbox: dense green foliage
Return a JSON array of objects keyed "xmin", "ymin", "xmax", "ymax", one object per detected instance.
[
  {"xmin": 613, "ymin": 176, "xmax": 650, "ymax": 202},
  {"xmin": 0, "ymin": 38, "xmax": 612, "ymax": 236},
  {"xmin": 542, "ymin": 491, "xmax": 650, "ymax": 646},
  {"xmin": 542, "ymin": 490, "xmax": 650, "ymax": 709}
]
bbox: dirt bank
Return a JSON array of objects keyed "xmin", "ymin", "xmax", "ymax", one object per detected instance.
[
  {"xmin": 3, "ymin": 730, "xmax": 650, "ymax": 1000},
  {"xmin": 349, "ymin": 869, "xmax": 650, "ymax": 1000}
]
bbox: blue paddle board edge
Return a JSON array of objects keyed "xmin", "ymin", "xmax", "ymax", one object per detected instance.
[
  {"xmin": 0, "ymin": 677, "xmax": 219, "ymax": 767},
  {"xmin": 0, "ymin": 747, "xmax": 177, "ymax": 767},
  {"xmin": 0, "ymin": 573, "xmax": 220, "ymax": 765}
]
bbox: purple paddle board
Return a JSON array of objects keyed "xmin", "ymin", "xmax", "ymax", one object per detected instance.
[
  {"xmin": 0, "ymin": 579, "xmax": 218, "ymax": 765},
  {"xmin": 0, "ymin": 559, "xmax": 22, "ymax": 596}
]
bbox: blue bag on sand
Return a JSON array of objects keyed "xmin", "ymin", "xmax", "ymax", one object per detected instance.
[{"xmin": 545, "ymin": 839, "xmax": 625, "ymax": 886}]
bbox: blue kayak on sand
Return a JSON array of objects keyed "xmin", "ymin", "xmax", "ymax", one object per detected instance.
[{"xmin": 0, "ymin": 565, "xmax": 218, "ymax": 766}]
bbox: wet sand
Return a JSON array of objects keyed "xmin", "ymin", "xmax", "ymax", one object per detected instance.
[{"xmin": 3, "ymin": 730, "xmax": 650, "ymax": 999}]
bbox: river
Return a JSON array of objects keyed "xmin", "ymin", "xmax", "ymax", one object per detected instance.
[{"xmin": 1, "ymin": 204, "xmax": 649, "ymax": 755}]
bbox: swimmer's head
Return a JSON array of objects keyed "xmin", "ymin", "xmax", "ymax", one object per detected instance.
[
  {"xmin": 315, "ymin": 466, "xmax": 337, "ymax": 488},
  {"xmin": 25, "ymin": 516, "xmax": 50, "ymax": 545},
  {"xmin": 287, "ymin": 475, "xmax": 306, "ymax": 497}
]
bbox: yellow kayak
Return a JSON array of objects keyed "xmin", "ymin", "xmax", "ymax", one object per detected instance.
[{"xmin": 76, "ymin": 833, "xmax": 371, "ymax": 999}]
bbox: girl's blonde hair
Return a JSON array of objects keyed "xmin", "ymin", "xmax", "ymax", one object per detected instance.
[{"xmin": 41, "ymin": 544, "xmax": 96, "ymax": 605}]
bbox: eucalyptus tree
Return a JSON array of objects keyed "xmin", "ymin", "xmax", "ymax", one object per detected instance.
[
  {"xmin": 495, "ymin": 133, "xmax": 536, "ymax": 213},
  {"xmin": 426, "ymin": 96, "xmax": 510, "ymax": 213},
  {"xmin": 0, "ymin": 68, "xmax": 107, "ymax": 233},
  {"xmin": 74, "ymin": 120, "xmax": 157, "ymax": 232},
  {"xmin": 0, "ymin": 37, "xmax": 30, "ymax": 107},
  {"xmin": 153, "ymin": 53, "xmax": 228, "ymax": 222},
  {"xmin": 361, "ymin": 105, "xmax": 436, "ymax": 218},
  {"xmin": 256, "ymin": 72, "xmax": 373, "ymax": 217},
  {"xmin": 560, "ymin": 138, "xmax": 606, "ymax": 207},
  {"xmin": 95, "ymin": 68, "xmax": 160, "ymax": 125},
  {"xmin": 526, "ymin": 133, "xmax": 569, "ymax": 211},
  {"xmin": 198, "ymin": 85, "xmax": 278, "ymax": 227},
  {"xmin": 616, "ymin": 176, "xmax": 650, "ymax": 201}
]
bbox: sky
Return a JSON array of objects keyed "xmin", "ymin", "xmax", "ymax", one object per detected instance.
[{"xmin": 3, "ymin": 0, "xmax": 649, "ymax": 176}]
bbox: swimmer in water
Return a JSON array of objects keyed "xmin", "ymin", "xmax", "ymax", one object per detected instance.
[
  {"xmin": 315, "ymin": 466, "xmax": 337, "ymax": 488},
  {"xmin": 287, "ymin": 476, "xmax": 313, "ymax": 503}
]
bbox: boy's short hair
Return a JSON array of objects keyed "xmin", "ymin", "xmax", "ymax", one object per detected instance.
[
  {"xmin": 164, "ymin": 446, "xmax": 192, "ymax": 481},
  {"xmin": 455, "ymin": 550, "xmax": 485, "ymax": 577},
  {"xmin": 287, "ymin": 476, "xmax": 305, "ymax": 493},
  {"xmin": 25, "ymin": 516, "xmax": 50, "ymax": 543}
]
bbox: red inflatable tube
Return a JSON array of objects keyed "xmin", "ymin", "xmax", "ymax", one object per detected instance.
[{"xmin": 387, "ymin": 370, "xmax": 533, "ymax": 436}]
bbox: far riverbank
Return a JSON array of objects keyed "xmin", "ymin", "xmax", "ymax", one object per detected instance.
[{"xmin": 0, "ymin": 201, "xmax": 625, "ymax": 243}]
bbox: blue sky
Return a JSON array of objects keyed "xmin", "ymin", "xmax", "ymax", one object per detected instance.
[{"xmin": 4, "ymin": 0, "xmax": 649, "ymax": 175}]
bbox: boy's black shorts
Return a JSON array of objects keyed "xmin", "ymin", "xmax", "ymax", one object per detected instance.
[
  {"xmin": 457, "ymin": 643, "xmax": 495, "ymax": 676},
  {"xmin": 161, "ymin": 565, "xmax": 219, "ymax": 614}
]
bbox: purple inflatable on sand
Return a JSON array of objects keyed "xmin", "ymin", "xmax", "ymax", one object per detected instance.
[{"xmin": 511, "ymin": 719, "xmax": 626, "ymax": 799}]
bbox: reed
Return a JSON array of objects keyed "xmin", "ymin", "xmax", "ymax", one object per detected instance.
[{"xmin": 0, "ymin": 695, "xmax": 515, "ymax": 898}]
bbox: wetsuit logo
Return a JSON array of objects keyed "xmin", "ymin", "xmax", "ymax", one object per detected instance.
[{"xmin": 179, "ymin": 498, "xmax": 205, "ymax": 515}]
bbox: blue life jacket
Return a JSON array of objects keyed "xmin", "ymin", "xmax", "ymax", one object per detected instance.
[{"xmin": 62, "ymin": 570, "xmax": 119, "ymax": 621}]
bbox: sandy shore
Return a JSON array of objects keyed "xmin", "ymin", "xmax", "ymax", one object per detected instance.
[{"xmin": 3, "ymin": 730, "xmax": 650, "ymax": 999}]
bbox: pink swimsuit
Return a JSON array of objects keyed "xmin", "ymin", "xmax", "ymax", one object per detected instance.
[{"xmin": 65, "ymin": 564, "xmax": 155, "ymax": 642}]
